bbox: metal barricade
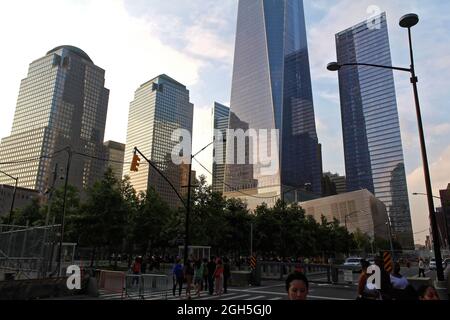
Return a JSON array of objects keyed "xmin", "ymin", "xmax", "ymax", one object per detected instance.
[
  {"xmin": 140, "ymin": 274, "xmax": 170, "ymax": 300},
  {"xmin": 98, "ymin": 270, "xmax": 125, "ymax": 298},
  {"xmin": 125, "ymin": 274, "xmax": 142, "ymax": 298}
]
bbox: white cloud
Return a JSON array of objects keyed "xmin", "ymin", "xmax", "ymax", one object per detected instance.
[
  {"xmin": 407, "ymin": 145, "xmax": 450, "ymax": 244},
  {"xmin": 0, "ymin": 0, "xmax": 204, "ymax": 144},
  {"xmin": 191, "ymin": 106, "xmax": 213, "ymax": 184}
]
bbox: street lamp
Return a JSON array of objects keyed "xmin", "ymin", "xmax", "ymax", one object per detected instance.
[
  {"xmin": 0, "ymin": 170, "xmax": 19, "ymax": 226},
  {"xmin": 327, "ymin": 13, "xmax": 445, "ymax": 281}
]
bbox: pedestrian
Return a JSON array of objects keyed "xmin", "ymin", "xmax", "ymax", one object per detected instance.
[
  {"xmin": 418, "ymin": 258, "xmax": 426, "ymax": 278},
  {"xmin": 390, "ymin": 263, "xmax": 409, "ymax": 290},
  {"xmin": 357, "ymin": 260, "xmax": 382, "ymax": 300},
  {"xmin": 184, "ymin": 260, "xmax": 194, "ymax": 300},
  {"xmin": 172, "ymin": 259, "xmax": 184, "ymax": 297},
  {"xmin": 418, "ymin": 285, "xmax": 440, "ymax": 300},
  {"xmin": 223, "ymin": 257, "xmax": 231, "ymax": 294},
  {"xmin": 193, "ymin": 259, "xmax": 204, "ymax": 298},
  {"xmin": 286, "ymin": 272, "xmax": 309, "ymax": 301},
  {"xmin": 141, "ymin": 255, "xmax": 147, "ymax": 275},
  {"xmin": 374, "ymin": 256, "xmax": 393, "ymax": 300},
  {"xmin": 131, "ymin": 257, "xmax": 142, "ymax": 287},
  {"xmin": 214, "ymin": 258, "xmax": 224, "ymax": 296},
  {"xmin": 202, "ymin": 258, "xmax": 209, "ymax": 292},
  {"xmin": 207, "ymin": 257, "xmax": 216, "ymax": 295}
]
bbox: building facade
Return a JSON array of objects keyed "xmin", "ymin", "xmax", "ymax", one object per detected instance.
[
  {"xmin": 334, "ymin": 13, "xmax": 414, "ymax": 249},
  {"xmin": 324, "ymin": 172, "xmax": 347, "ymax": 195},
  {"xmin": 300, "ymin": 189, "xmax": 390, "ymax": 241},
  {"xmin": 122, "ymin": 75, "xmax": 194, "ymax": 208},
  {"xmin": 224, "ymin": 0, "xmax": 322, "ymax": 206},
  {"xmin": 103, "ymin": 141, "xmax": 125, "ymax": 182},
  {"xmin": 0, "ymin": 185, "xmax": 40, "ymax": 218},
  {"xmin": 212, "ymin": 102, "xmax": 230, "ymax": 194},
  {"xmin": 0, "ymin": 46, "xmax": 109, "ymax": 194},
  {"xmin": 438, "ymin": 184, "xmax": 450, "ymax": 250}
]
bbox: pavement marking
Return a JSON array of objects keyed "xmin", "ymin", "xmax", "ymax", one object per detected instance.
[
  {"xmin": 229, "ymin": 289, "xmax": 286, "ymax": 296},
  {"xmin": 245, "ymin": 296, "xmax": 266, "ymax": 301},
  {"xmin": 222, "ymin": 294, "xmax": 251, "ymax": 300},
  {"xmin": 269, "ymin": 297, "xmax": 283, "ymax": 301},
  {"xmin": 308, "ymin": 295, "xmax": 350, "ymax": 301},
  {"xmin": 196, "ymin": 294, "xmax": 235, "ymax": 300}
]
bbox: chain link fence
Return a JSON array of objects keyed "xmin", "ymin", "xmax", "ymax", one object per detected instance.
[{"xmin": 0, "ymin": 224, "xmax": 76, "ymax": 279}]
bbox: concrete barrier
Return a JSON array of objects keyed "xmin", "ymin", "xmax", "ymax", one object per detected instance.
[
  {"xmin": 0, "ymin": 277, "xmax": 88, "ymax": 300},
  {"xmin": 230, "ymin": 271, "xmax": 251, "ymax": 287}
]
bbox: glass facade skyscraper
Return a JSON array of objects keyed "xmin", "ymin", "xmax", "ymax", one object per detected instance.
[
  {"xmin": 212, "ymin": 102, "xmax": 230, "ymax": 194},
  {"xmin": 224, "ymin": 0, "xmax": 322, "ymax": 207},
  {"xmin": 0, "ymin": 46, "xmax": 109, "ymax": 193},
  {"xmin": 335, "ymin": 13, "xmax": 414, "ymax": 249},
  {"xmin": 122, "ymin": 74, "xmax": 194, "ymax": 208}
]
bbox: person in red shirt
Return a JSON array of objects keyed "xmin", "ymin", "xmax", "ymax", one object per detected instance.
[{"xmin": 214, "ymin": 258, "xmax": 224, "ymax": 296}]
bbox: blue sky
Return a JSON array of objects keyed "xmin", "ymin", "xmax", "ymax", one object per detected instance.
[{"xmin": 0, "ymin": 0, "xmax": 449, "ymax": 244}]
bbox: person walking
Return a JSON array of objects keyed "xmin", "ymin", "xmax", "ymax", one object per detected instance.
[
  {"xmin": 193, "ymin": 259, "xmax": 204, "ymax": 298},
  {"xmin": 131, "ymin": 257, "xmax": 142, "ymax": 287},
  {"xmin": 184, "ymin": 260, "xmax": 194, "ymax": 300},
  {"xmin": 214, "ymin": 258, "xmax": 224, "ymax": 296},
  {"xmin": 202, "ymin": 258, "xmax": 209, "ymax": 292},
  {"xmin": 172, "ymin": 259, "xmax": 184, "ymax": 297},
  {"xmin": 207, "ymin": 257, "xmax": 216, "ymax": 295},
  {"xmin": 223, "ymin": 257, "xmax": 231, "ymax": 294},
  {"xmin": 418, "ymin": 258, "xmax": 426, "ymax": 278}
]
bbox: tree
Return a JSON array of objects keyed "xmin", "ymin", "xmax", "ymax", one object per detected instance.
[
  {"xmin": 132, "ymin": 187, "xmax": 174, "ymax": 256},
  {"xmin": 76, "ymin": 168, "xmax": 128, "ymax": 265}
]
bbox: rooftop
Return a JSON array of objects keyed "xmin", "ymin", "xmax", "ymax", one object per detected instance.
[{"xmin": 46, "ymin": 45, "xmax": 93, "ymax": 63}]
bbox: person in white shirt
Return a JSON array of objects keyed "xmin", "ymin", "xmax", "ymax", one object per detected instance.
[{"xmin": 418, "ymin": 258, "xmax": 426, "ymax": 278}]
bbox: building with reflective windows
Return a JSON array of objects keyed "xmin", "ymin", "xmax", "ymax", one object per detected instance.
[
  {"xmin": 335, "ymin": 13, "xmax": 414, "ymax": 249},
  {"xmin": 0, "ymin": 46, "xmax": 109, "ymax": 194},
  {"xmin": 104, "ymin": 141, "xmax": 125, "ymax": 182},
  {"xmin": 224, "ymin": 0, "xmax": 322, "ymax": 208},
  {"xmin": 122, "ymin": 75, "xmax": 193, "ymax": 208},
  {"xmin": 212, "ymin": 102, "xmax": 230, "ymax": 194}
]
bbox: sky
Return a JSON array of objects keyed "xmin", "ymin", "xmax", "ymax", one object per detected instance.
[{"xmin": 1, "ymin": 0, "xmax": 449, "ymax": 245}]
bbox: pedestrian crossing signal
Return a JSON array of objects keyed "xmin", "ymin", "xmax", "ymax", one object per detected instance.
[{"xmin": 130, "ymin": 154, "xmax": 141, "ymax": 172}]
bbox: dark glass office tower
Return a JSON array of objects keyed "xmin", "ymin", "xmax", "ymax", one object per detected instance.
[
  {"xmin": 335, "ymin": 13, "xmax": 414, "ymax": 249},
  {"xmin": 224, "ymin": 0, "xmax": 322, "ymax": 206},
  {"xmin": 0, "ymin": 46, "xmax": 109, "ymax": 194},
  {"xmin": 212, "ymin": 102, "xmax": 230, "ymax": 194}
]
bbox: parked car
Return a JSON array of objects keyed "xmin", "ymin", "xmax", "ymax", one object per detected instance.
[{"xmin": 344, "ymin": 257, "xmax": 363, "ymax": 272}]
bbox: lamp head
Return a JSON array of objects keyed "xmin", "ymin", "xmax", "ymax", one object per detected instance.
[
  {"xmin": 327, "ymin": 62, "xmax": 341, "ymax": 72},
  {"xmin": 399, "ymin": 13, "xmax": 419, "ymax": 28}
]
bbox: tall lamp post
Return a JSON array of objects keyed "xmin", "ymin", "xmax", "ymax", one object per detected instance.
[
  {"xmin": 327, "ymin": 13, "xmax": 444, "ymax": 281},
  {"xmin": 0, "ymin": 170, "xmax": 19, "ymax": 226}
]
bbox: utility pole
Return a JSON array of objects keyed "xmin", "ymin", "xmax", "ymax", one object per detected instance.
[
  {"xmin": 57, "ymin": 147, "xmax": 72, "ymax": 277},
  {"xmin": 41, "ymin": 164, "xmax": 58, "ymax": 278}
]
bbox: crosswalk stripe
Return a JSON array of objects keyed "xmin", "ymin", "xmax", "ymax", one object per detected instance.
[
  {"xmin": 222, "ymin": 294, "xmax": 251, "ymax": 300},
  {"xmin": 268, "ymin": 297, "xmax": 283, "ymax": 301},
  {"xmin": 245, "ymin": 296, "xmax": 266, "ymax": 300}
]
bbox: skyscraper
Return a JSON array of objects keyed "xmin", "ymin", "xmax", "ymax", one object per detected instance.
[
  {"xmin": 224, "ymin": 0, "xmax": 322, "ymax": 207},
  {"xmin": 212, "ymin": 102, "xmax": 230, "ymax": 194},
  {"xmin": 335, "ymin": 13, "xmax": 414, "ymax": 249},
  {"xmin": 104, "ymin": 141, "xmax": 125, "ymax": 182},
  {"xmin": 122, "ymin": 75, "xmax": 194, "ymax": 208},
  {"xmin": 0, "ymin": 46, "xmax": 109, "ymax": 193}
]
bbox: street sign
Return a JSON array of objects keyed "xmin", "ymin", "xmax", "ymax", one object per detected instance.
[{"xmin": 344, "ymin": 270, "xmax": 353, "ymax": 284}]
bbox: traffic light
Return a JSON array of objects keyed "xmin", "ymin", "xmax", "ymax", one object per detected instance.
[{"xmin": 130, "ymin": 154, "xmax": 141, "ymax": 172}]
